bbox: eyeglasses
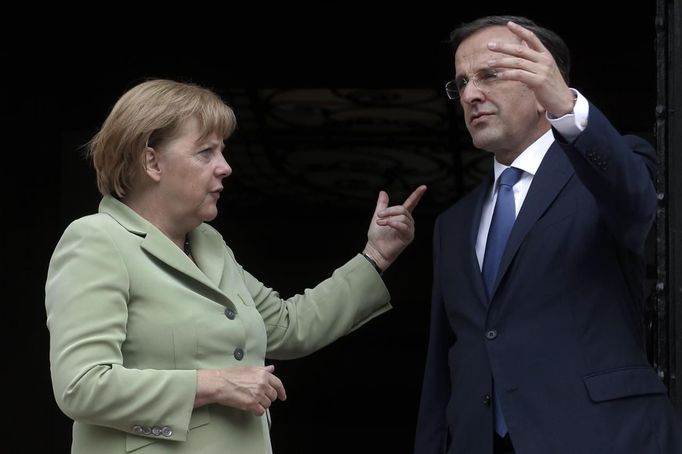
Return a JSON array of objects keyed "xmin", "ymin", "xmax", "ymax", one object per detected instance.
[{"xmin": 445, "ymin": 68, "xmax": 500, "ymax": 100}]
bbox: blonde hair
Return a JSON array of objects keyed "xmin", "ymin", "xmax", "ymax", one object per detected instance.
[{"xmin": 87, "ymin": 79, "xmax": 237, "ymax": 197}]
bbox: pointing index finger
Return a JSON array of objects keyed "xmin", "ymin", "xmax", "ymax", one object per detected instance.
[{"xmin": 402, "ymin": 185, "xmax": 427, "ymax": 213}]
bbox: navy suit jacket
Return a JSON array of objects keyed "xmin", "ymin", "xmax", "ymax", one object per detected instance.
[{"xmin": 414, "ymin": 105, "xmax": 682, "ymax": 454}]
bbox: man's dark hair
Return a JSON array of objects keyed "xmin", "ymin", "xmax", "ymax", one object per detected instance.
[{"xmin": 449, "ymin": 15, "xmax": 571, "ymax": 84}]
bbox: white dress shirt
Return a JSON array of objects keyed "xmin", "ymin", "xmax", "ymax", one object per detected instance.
[{"xmin": 475, "ymin": 89, "xmax": 589, "ymax": 269}]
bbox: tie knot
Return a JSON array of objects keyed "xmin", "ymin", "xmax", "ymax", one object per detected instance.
[{"xmin": 498, "ymin": 166, "xmax": 523, "ymax": 189}]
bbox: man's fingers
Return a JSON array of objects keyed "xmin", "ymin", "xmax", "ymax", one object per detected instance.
[{"xmin": 507, "ymin": 21, "xmax": 544, "ymax": 51}]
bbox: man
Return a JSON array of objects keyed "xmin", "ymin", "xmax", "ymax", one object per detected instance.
[{"xmin": 414, "ymin": 15, "xmax": 682, "ymax": 454}]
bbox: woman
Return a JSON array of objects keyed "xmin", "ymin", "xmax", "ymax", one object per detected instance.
[{"xmin": 45, "ymin": 78, "xmax": 426, "ymax": 454}]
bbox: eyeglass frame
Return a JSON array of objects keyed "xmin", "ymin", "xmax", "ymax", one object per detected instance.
[{"xmin": 445, "ymin": 67, "xmax": 501, "ymax": 100}]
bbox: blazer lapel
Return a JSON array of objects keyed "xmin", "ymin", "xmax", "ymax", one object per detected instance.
[
  {"xmin": 467, "ymin": 176, "xmax": 493, "ymax": 307},
  {"xmin": 188, "ymin": 224, "xmax": 226, "ymax": 287},
  {"xmin": 139, "ymin": 229, "xmax": 221, "ymax": 291},
  {"xmin": 468, "ymin": 176, "xmax": 495, "ymax": 307},
  {"xmin": 99, "ymin": 196, "xmax": 226, "ymax": 294},
  {"xmin": 492, "ymin": 143, "xmax": 574, "ymax": 294}
]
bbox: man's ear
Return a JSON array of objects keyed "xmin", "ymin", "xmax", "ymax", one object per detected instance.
[
  {"xmin": 536, "ymin": 100, "xmax": 547, "ymax": 117},
  {"xmin": 143, "ymin": 146, "xmax": 162, "ymax": 182}
]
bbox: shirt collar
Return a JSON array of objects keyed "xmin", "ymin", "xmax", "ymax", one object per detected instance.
[{"xmin": 492, "ymin": 129, "xmax": 554, "ymax": 181}]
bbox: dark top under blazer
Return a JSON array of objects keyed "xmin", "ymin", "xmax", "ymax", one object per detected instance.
[{"xmin": 414, "ymin": 104, "xmax": 682, "ymax": 454}]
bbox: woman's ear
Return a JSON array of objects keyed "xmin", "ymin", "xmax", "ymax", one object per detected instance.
[{"xmin": 143, "ymin": 146, "xmax": 162, "ymax": 182}]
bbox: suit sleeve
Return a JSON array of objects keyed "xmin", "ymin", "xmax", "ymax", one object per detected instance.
[
  {"xmin": 554, "ymin": 103, "xmax": 657, "ymax": 252},
  {"xmin": 237, "ymin": 253, "xmax": 392, "ymax": 360},
  {"xmin": 414, "ymin": 218, "xmax": 455, "ymax": 454},
  {"xmin": 45, "ymin": 218, "xmax": 197, "ymax": 441}
]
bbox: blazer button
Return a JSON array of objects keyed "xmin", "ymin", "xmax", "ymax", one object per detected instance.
[
  {"xmin": 161, "ymin": 426, "xmax": 173, "ymax": 437},
  {"xmin": 483, "ymin": 394, "xmax": 491, "ymax": 407},
  {"xmin": 224, "ymin": 308, "xmax": 236, "ymax": 320},
  {"xmin": 151, "ymin": 426, "xmax": 162, "ymax": 436},
  {"xmin": 485, "ymin": 329, "xmax": 498, "ymax": 340},
  {"xmin": 234, "ymin": 347, "xmax": 244, "ymax": 360}
]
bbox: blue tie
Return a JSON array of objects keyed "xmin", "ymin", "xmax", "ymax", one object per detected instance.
[{"xmin": 482, "ymin": 166, "xmax": 523, "ymax": 437}]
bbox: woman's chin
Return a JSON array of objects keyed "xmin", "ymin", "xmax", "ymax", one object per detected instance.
[{"xmin": 200, "ymin": 207, "xmax": 219, "ymax": 222}]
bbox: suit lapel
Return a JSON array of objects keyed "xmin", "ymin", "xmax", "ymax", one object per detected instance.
[
  {"xmin": 465, "ymin": 176, "xmax": 492, "ymax": 307},
  {"xmin": 492, "ymin": 143, "xmax": 574, "ymax": 294},
  {"xmin": 437, "ymin": 175, "xmax": 491, "ymax": 309}
]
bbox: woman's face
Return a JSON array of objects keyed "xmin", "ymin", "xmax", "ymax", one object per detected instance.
[{"xmin": 153, "ymin": 117, "xmax": 231, "ymax": 228}]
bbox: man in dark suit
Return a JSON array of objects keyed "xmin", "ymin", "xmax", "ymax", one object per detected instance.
[{"xmin": 414, "ymin": 15, "xmax": 682, "ymax": 454}]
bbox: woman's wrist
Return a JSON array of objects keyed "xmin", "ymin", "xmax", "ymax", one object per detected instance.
[{"xmin": 361, "ymin": 252, "xmax": 384, "ymax": 276}]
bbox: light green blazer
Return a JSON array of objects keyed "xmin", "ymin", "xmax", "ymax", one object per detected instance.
[{"xmin": 46, "ymin": 196, "xmax": 391, "ymax": 454}]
